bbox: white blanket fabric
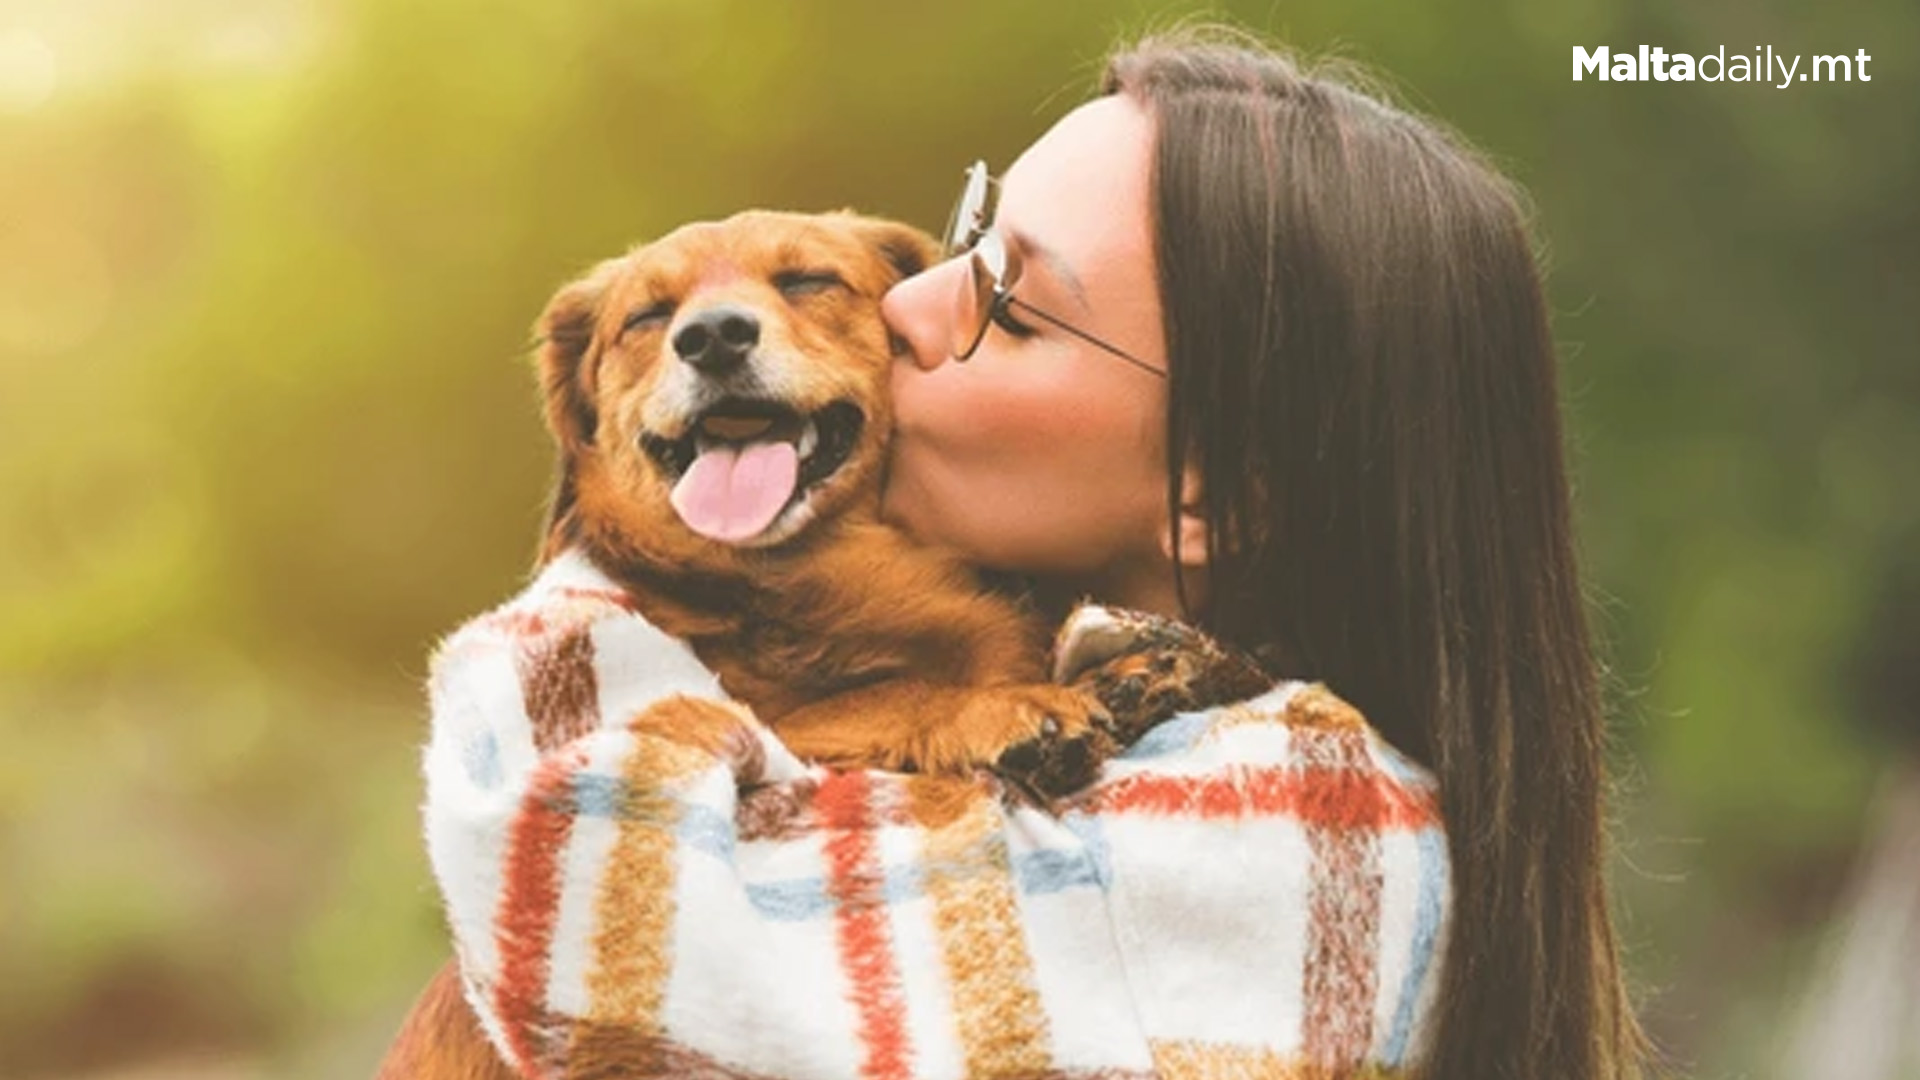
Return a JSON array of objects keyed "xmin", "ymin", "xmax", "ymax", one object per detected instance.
[{"xmin": 423, "ymin": 550, "xmax": 1451, "ymax": 1079}]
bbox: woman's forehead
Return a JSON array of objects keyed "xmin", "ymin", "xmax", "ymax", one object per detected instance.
[{"xmin": 998, "ymin": 96, "xmax": 1156, "ymax": 284}]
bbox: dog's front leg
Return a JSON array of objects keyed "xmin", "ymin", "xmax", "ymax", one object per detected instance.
[{"xmin": 771, "ymin": 679, "xmax": 1114, "ymax": 799}]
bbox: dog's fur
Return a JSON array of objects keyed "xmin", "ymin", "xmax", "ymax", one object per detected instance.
[
  {"xmin": 377, "ymin": 211, "xmax": 1113, "ymax": 1079},
  {"xmin": 531, "ymin": 209, "xmax": 1109, "ymax": 774}
]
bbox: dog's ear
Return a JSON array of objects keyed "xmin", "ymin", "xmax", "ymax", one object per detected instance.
[
  {"xmin": 852, "ymin": 216, "xmax": 942, "ymax": 284},
  {"xmin": 532, "ymin": 257, "xmax": 624, "ymax": 567},
  {"xmin": 533, "ymin": 257, "xmax": 622, "ymax": 453}
]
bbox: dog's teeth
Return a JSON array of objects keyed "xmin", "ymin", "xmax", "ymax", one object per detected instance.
[{"xmin": 797, "ymin": 419, "xmax": 819, "ymax": 459}]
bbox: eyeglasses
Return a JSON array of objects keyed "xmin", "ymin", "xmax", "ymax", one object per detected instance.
[{"xmin": 942, "ymin": 160, "xmax": 1165, "ymax": 378}]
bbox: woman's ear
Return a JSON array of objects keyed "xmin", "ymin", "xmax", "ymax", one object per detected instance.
[{"xmin": 1159, "ymin": 462, "xmax": 1210, "ymax": 567}]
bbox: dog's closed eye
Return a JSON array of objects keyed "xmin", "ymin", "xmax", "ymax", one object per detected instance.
[
  {"xmin": 772, "ymin": 270, "xmax": 846, "ymax": 298},
  {"xmin": 621, "ymin": 301, "xmax": 675, "ymax": 338}
]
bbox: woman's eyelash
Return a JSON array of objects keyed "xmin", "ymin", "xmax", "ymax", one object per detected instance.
[{"xmin": 989, "ymin": 300, "xmax": 1037, "ymax": 338}]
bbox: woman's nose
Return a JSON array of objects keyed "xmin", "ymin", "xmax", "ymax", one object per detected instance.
[{"xmin": 882, "ymin": 256, "xmax": 964, "ymax": 373}]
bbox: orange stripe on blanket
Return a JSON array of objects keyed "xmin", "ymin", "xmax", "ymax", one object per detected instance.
[
  {"xmin": 493, "ymin": 747, "xmax": 589, "ymax": 1075},
  {"xmin": 1090, "ymin": 766, "xmax": 1438, "ymax": 831},
  {"xmin": 818, "ymin": 770, "xmax": 914, "ymax": 1080},
  {"xmin": 1148, "ymin": 1039, "xmax": 1409, "ymax": 1079},
  {"xmin": 586, "ymin": 726, "xmax": 718, "ymax": 1033},
  {"xmin": 910, "ymin": 775, "xmax": 1052, "ymax": 1076}
]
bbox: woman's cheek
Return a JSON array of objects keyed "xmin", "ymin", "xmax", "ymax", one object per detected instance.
[
  {"xmin": 880, "ymin": 369, "xmax": 968, "ymax": 538},
  {"xmin": 882, "ymin": 366, "xmax": 932, "ymax": 456}
]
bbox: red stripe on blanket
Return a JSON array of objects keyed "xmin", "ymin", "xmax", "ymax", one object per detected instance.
[
  {"xmin": 478, "ymin": 609, "xmax": 549, "ymax": 637},
  {"xmin": 817, "ymin": 771, "xmax": 914, "ymax": 1080},
  {"xmin": 519, "ymin": 623, "xmax": 600, "ymax": 752},
  {"xmin": 493, "ymin": 749, "xmax": 586, "ymax": 1075},
  {"xmin": 1301, "ymin": 726, "xmax": 1384, "ymax": 1067},
  {"xmin": 554, "ymin": 584, "xmax": 643, "ymax": 612},
  {"xmin": 1090, "ymin": 764, "xmax": 1438, "ymax": 830}
]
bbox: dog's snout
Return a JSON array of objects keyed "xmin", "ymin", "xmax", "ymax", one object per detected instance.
[{"xmin": 672, "ymin": 305, "xmax": 761, "ymax": 374}]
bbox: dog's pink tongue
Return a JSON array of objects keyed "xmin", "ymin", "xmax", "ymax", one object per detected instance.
[{"xmin": 670, "ymin": 440, "xmax": 801, "ymax": 542}]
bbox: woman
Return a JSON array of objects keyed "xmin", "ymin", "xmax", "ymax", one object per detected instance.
[
  {"xmin": 395, "ymin": 26, "xmax": 1651, "ymax": 1080},
  {"xmin": 882, "ymin": 30, "xmax": 1653, "ymax": 1078}
]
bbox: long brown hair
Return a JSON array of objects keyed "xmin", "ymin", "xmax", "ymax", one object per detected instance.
[{"xmin": 1103, "ymin": 28, "xmax": 1653, "ymax": 1080}]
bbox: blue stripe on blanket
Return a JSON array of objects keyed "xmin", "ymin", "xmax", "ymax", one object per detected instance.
[
  {"xmin": 742, "ymin": 860, "xmax": 927, "ymax": 920},
  {"xmin": 566, "ymin": 777, "xmax": 1115, "ymax": 920},
  {"xmin": 1017, "ymin": 847, "xmax": 1104, "ymax": 894},
  {"xmin": 463, "ymin": 732, "xmax": 503, "ymax": 789},
  {"xmin": 1370, "ymin": 737, "xmax": 1433, "ymax": 790},
  {"xmin": 678, "ymin": 805, "xmax": 736, "ymax": 862},
  {"xmin": 1118, "ymin": 711, "xmax": 1214, "ymax": 760},
  {"xmin": 742, "ymin": 878, "xmax": 821, "ymax": 920},
  {"xmin": 1060, "ymin": 811, "xmax": 1113, "ymax": 890},
  {"xmin": 1383, "ymin": 825, "xmax": 1448, "ymax": 1065},
  {"xmin": 735, "ymin": 840, "xmax": 1109, "ymax": 920},
  {"xmin": 571, "ymin": 773, "xmax": 646, "ymax": 819},
  {"xmin": 564, "ymin": 775, "xmax": 1110, "ymax": 902},
  {"xmin": 571, "ymin": 782, "xmax": 741, "ymax": 864}
]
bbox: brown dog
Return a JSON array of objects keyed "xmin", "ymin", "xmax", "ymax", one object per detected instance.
[
  {"xmin": 533, "ymin": 209, "xmax": 1111, "ymax": 775},
  {"xmin": 377, "ymin": 210, "xmax": 1115, "ymax": 1079}
]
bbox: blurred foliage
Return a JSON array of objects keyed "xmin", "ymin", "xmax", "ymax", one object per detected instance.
[{"xmin": 0, "ymin": 0, "xmax": 1914, "ymax": 1076}]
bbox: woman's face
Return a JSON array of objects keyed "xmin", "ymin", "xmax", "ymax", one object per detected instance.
[{"xmin": 881, "ymin": 96, "xmax": 1195, "ymax": 613}]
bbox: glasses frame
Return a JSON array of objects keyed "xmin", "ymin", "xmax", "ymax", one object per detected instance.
[{"xmin": 943, "ymin": 161, "xmax": 1165, "ymax": 379}]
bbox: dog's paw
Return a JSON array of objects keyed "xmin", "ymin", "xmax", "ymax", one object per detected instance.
[
  {"xmin": 992, "ymin": 715, "xmax": 1109, "ymax": 807},
  {"xmin": 909, "ymin": 684, "xmax": 1114, "ymax": 803}
]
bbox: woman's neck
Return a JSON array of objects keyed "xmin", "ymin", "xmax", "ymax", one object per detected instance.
[{"xmin": 1029, "ymin": 561, "xmax": 1208, "ymax": 628}]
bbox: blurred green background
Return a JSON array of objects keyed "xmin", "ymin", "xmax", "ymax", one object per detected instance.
[{"xmin": 2, "ymin": 0, "xmax": 1915, "ymax": 1077}]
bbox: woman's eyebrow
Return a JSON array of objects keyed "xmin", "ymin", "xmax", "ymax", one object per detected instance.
[{"xmin": 1004, "ymin": 225, "xmax": 1090, "ymax": 311}]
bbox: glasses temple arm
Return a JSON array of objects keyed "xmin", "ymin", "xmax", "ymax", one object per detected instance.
[{"xmin": 1005, "ymin": 296, "xmax": 1167, "ymax": 378}]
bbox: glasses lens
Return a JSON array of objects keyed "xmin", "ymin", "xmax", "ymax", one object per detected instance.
[
  {"xmin": 951, "ymin": 250, "xmax": 983, "ymax": 360},
  {"xmin": 952, "ymin": 231, "xmax": 1008, "ymax": 361},
  {"xmin": 943, "ymin": 161, "xmax": 989, "ymax": 257}
]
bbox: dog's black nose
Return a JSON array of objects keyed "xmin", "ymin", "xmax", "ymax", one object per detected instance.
[{"xmin": 672, "ymin": 306, "xmax": 760, "ymax": 373}]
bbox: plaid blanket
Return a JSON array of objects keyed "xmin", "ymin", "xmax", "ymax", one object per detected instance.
[{"xmin": 423, "ymin": 550, "xmax": 1452, "ymax": 1079}]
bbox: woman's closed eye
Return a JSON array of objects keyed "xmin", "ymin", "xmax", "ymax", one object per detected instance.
[{"xmin": 988, "ymin": 298, "xmax": 1038, "ymax": 339}]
